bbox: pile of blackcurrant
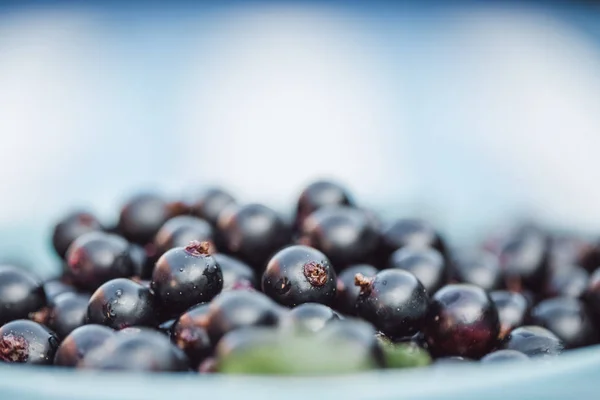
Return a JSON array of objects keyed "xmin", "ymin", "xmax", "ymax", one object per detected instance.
[{"xmin": 1, "ymin": 180, "xmax": 599, "ymax": 375}]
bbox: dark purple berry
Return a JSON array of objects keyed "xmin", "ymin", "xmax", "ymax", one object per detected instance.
[
  {"xmin": 172, "ymin": 303, "xmax": 211, "ymax": 367},
  {"xmin": 43, "ymin": 279, "xmax": 75, "ymax": 304},
  {"xmin": 207, "ymin": 290, "xmax": 281, "ymax": 343},
  {"xmin": 118, "ymin": 193, "xmax": 171, "ymax": 244},
  {"xmin": 151, "ymin": 241, "xmax": 223, "ymax": 317},
  {"xmin": 424, "ymin": 284, "xmax": 499, "ymax": 359},
  {"xmin": 218, "ymin": 203, "xmax": 291, "ymax": 268},
  {"xmin": 501, "ymin": 326, "xmax": 564, "ymax": 358},
  {"xmin": 283, "ymin": 303, "xmax": 339, "ymax": 333},
  {"xmin": 0, "ymin": 320, "xmax": 58, "ymax": 365},
  {"xmin": 490, "ymin": 290, "xmax": 529, "ymax": 340},
  {"xmin": 355, "ymin": 269, "xmax": 429, "ymax": 338},
  {"xmin": 389, "ymin": 247, "xmax": 447, "ymax": 294},
  {"xmin": 334, "ymin": 264, "xmax": 378, "ymax": 315},
  {"xmin": 213, "ymin": 253, "xmax": 257, "ymax": 290},
  {"xmin": 262, "ymin": 245, "xmax": 337, "ymax": 307},
  {"xmin": 530, "ymin": 297, "xmax": 598, "ymax": 349},
  {"xmin": 128, "ymin": 243, "xmax": 153, "ymax": 280},
  {"xmin": 189, "ymin": 188, "xmax": 236, "ymax": 227},
  {"xmin": 499, "ymin": 227, "xmax": 548, "ymax": 292},
  {"xmin": 54, "ymin": 324, "xmax": 114, "ymax": 367},
  {"xmin": 154, "ymin": 216, "xmax": 215, "ymax": 258},
  {"xmin": 380, "ymin": 219, "xmax": 446, "ymax": 258},
  {"xmin": 294, "ymin": 180, "xmax": 353, "ymax": 231},
  {"xmin": 66, "ymin": 232, "xmax": 134, "ymax": 291},
  {"xmin": 80, "ymin": 329, "xmax": 189, "ymax": 371},
  {"xmin": 452, "ymin": 250, "xmax": 502, "ymax": 291},
  {"xmin": 87, "ymin": 278, "xmax": 157, "ymax": 329},
  {"xmin": 480, "ymin": 349, "xmax": 529, "ymax": 363},
  {"xmin": 0, "ymin": 265, "xmax": 46, "ymax": 326},
  {"xmin": 52, "ymin": 211, "xmax": 103, "ymax": 259},
  {"xmin": 46, "ymin": 292, "xmax": 90, "ymax": 338},
  {"xmin": 300, "ymin": 206, "xmax": 379, "ymax": 269}
]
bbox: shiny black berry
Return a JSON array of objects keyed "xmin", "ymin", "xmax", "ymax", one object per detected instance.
[
  {"xmin": 480, "ymin": 349, "xmax": 529, "ymax": 363},
  {"xmin": 189, "ymin": 188, "xmax": 236, "ymax": 227},
  {"xmin": 0, "ymin": 320, "xmax": 58, "ymax": 365},
  {"xmin": 42, "ymin": 279, "xmax": 75, "ymax": 304},
  {"xmin": 294, "ymin": 180, "xmax": 353, "ymax": 231},
  {"xmin": 530, "ymin": 297, "xmax": 598, "ymax": 349},
  {"xmin": 380, "ymin": 219, "xmax": 446, "ymax": 258},
  {"xmin": 334, "ymin": 264, "xmax": 378, "ymax": 315},
  {"xmin": 154, "ymin": 216, "xmax": 215, "ymax": 258},
  {"xmin": 128, "ymin": 243, "xmax": 153, "ymax": 280},
  {"xmin": 499, "ymin": 227, "xmax": 549, "ymax": 292},
  {"xmin": 0, "ymin": 265, "xmax": 46, "ymax": 326},
  {"xmin": 87, "ymin": 278, "xmax": 157, "ymax": 329},
  {"xmin": 490, "ymin": 290, "xmax": 529, "ymax": 340},
  {"xmin": 501, "ymin": 326, "xmax": 564, "ymax": 358},
  {"xmin": 66, "ymin": 232, "xmax": 134, "ymax": 291},
  {"xmin": 54, "ymin": 324, "xmax": 114, "ymax": 367},
  {"xmin": 118, "ymin": 193, "xmax": 171, "ymax": 244},
  {"xmin": 81, "ymin": 329, "xmax": 189, "ymax": 372},
  {"xmin": 545, "ymin": 264, "xmax": 588, "ymax": 299},
  {"xmin": 355, "ymin": 269, "xmax": 429, "ymax": 338},
  {"xmin": 424, "ymin": 284, "xmax": 499, "ymax": 359},
  {"xmin": 300, "ymin": 206, "xmax": 379, "ymax": 269},
  {"xmin": 52, "ymin": 211, "xmax": 103, "ymax": 259},
  {"xmin": 172, "ymin": 303, "xmax": 211, "ymax": 367},
  {"xmin": 207, "ymin": 290, "xmax": 281, "ymax": 343},
  {"xmin": 213, "ymin": 253, "xmax": 257, "ymax": 290},
  {"xmin": 452, "ymin": 250, "xmax": 502, "ymax": 291},
  {"xmin": 152, "ymin": 241, "xmax": 223, "ymax": 317},
  {"xmin": 262, "ymin": 245, "xmax": 337, "ymax": 307},
  {"xmin": 388, "ymin": 247, "xmax": 447, "ymax": 294},
  {"xmin": 283, "ymin": 303, "xmax": 339, "ymax": 333},
  {"xmin": 218, "ymin": 203, "xmax": 291, "ymax": 268},
  {"xmin": 45, "ymin": 292, "xmax": 90, "ymax": 338}
]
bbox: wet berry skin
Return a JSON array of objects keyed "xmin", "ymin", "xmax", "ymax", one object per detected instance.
[
  {"xmin": 452, "ymin": 250, "xmax": 502, "ymax": 291},
  {"xmin": 355, "ymin": 269, "xmax": 429, "ymax": 338},
  {"xmin": 128, "ymin": 243, "xmax": 153, "ymax": 280},
  {"xmin": 380, "ymin": 219, "xmax": 446, "ymax": 258},
  {"xmin": 262, "ymin": 245, "xmax": 337, "ymax": 307},
  {"xmin": 0, "ymin": 320, "xmax": 59, "ymax": 365},
  {"xmin": 118, "ymin": 193, "xmax": 171, "ymax": 245},
  {"xmin": 171, "ymin": 303, "xmax": 211, "ymax": 367},
  {"xmin": 545, "ymin": 264, "xmax": 588, "ymax": 299},
  {"xmin": 300, "ymin": 206, "xmax": 379, "ymax": 269},
  {"xmin": 54, "ymin": 324, "xmax": 114, "ymax": 367},
  {"xmin": 213, "ymin": 253, "xmax": 257, "ymax": 290},
  {"xmin": 424, "ymin": 284, "xmax": 499, "ymax": 359},
  {"xmin": 154, "ymin": 216, "xmax": 215, "ymax": 258},
  {"xmin": 207, "ymin": 290, "xmax": 282, "ymax": 343},
  {"xmin": 334, "ymin": 264, "xmax": 378, "ymax": 315},
  {"xmin": 218, "ymin": 203, "xmax": 291, "ymax": 269},
  {"xmin": 480, "ymin": 349, "xmax": 529, "ymax": 363},
  {"xmin": 51, "ymin": 211, "xmax": 103, "ymax": 259},
  {"xmin": 284, "ymin": 303, "xmax": 339, "ymax": 333},
  {"xmin": 46, "ymin": 292, "xmax": 90, "ymax": 339},
  {"xmin": 501, "ymin": 326, "xmax": 564, "ymax": 358},
  {"xmin": 489, "ymin": 290, "xmax": 529, "ymax": 340},
  {"xmin": 388, "ymin": 247, "xmax": 447, "ymax": 294},
  {"xmin": 294, "ymin": 180, "xmax": 353, "ymax": 231},
  {"xmin": 87, "ymin": 278, "xmax": 157, "ymax": 329},
  {"xmin": 80, "ymin": 329, "xmax": 189, "ymax": 372},
  {"xmin": 530, "ymin": 297, "xmax": 598, "ymax": 349},
  {"xmin": 43, "ymin": 279, "xmax": 75, "ymax": 304},
  {"xmin": 189, "ymin": 188, "xmax": 236, "ymax": 227},
  {"xmin": 151, "ymin": 241, "xmax": 223, "ymax": 317},
  {"xmin": 66, "ymin": 232, "xmax": 135, "ymax": 291},
  {"xmin": 0, "ymin": 265, "xmax": 46, "ymax": 326}
]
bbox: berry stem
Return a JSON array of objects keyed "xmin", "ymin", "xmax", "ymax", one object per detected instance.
[{"xmin": 354, "ymin": 273, "xmax": 373, "ymax": 294}]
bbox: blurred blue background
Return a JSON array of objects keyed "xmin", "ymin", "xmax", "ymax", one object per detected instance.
[{"xmin": 1, "ymin": 0, "xmax": 600, "ymax": 279}]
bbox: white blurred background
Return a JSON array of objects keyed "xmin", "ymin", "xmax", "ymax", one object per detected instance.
[{"xmin": 1, "ymin": 1, "xmax": 600, "ymax": 277}]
